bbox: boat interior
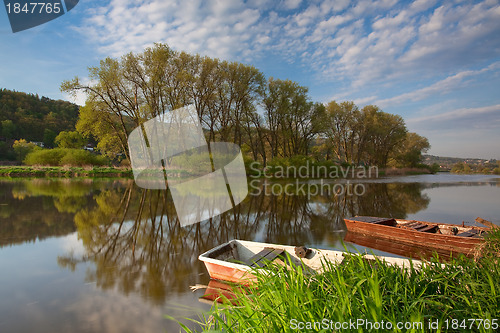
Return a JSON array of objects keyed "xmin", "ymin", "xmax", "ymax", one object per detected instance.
[
  {"xmin": 348, "ymin": 216, "xmax": 487, "ymax": 238},
  {"xmin": 204, "ymin": 239, "xmax": 419, "ymax": 273}
]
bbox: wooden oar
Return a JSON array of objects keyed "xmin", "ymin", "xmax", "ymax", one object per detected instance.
[{"xmin": 475, "ymin": 217, "xmax": 499, "ymax": 229}]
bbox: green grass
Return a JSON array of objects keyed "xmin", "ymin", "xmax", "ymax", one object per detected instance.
[
  {"xmin": 0, "ymin": 166, "xmax": 133, "ymax": 178},
  {"xmin": 178, "ymin": 230, "xmax": 500, "ymax": 332}
]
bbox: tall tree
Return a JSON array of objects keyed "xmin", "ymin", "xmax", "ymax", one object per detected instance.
[
  {"xmin": 362, "ymin": 106, "xmax": 407, "ymax": 167},
  {"xmin": 262, "ymin": 78, "xmax": 315, "ymax": 158},
  {"xmin": 391, "ymin": 132, "xmax": 430, "ymax": 167},
  {"xmin": 323, "ymin": 101, "xmax": 360, "ymax": 164}
]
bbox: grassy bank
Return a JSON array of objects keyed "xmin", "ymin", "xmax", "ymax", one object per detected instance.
[
  {"xmin": 0, "ymin": 166, "xmax": 133, "ymax": 178},
  {"xmin": 183, "ymin": 230, "xmax": 500, "ymax": 332}
]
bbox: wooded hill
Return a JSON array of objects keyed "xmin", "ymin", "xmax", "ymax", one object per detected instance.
[{"xmin": 0, "ymin": 88, "xmax": 79, "ymax": 143}]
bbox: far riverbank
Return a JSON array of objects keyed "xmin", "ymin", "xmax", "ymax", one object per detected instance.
[{"xmin": 0, "ymin": 166, "xmax": 133, "ymax": 178}]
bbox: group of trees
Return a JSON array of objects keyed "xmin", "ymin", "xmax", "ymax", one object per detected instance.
[
  {"xmin": 451, "ymin": 161, "xmax": 500, "ymax": 175},
  {"xmin": 318, "ymin": 101, "xmax": 430, "ymax": 168},
  {"xmin": 0, "ymin": 89, "xmax": 80, "ymax": 161},
  {"xmin": 9, "ymin": 130, "xmax": 90, "ymax": 164},
  {"xmin": 61, "ymin": 43, "xmax": 430, "ymax": 168},
  {"xmin": 0, "ymin": 43, "xmax": 424, "ymax": 169},
  {"xmin": 0, "ymin": 89, "xmax": 79, "ymax": 142}
]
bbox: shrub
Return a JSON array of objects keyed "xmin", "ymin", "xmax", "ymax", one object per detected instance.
[
  {"xmin": 24, "ymin": 148, "xmax": 108, "ymax": 166},
  {"xmin": 60, "ymin": 149, "xmax": 108, "ymax": 166},
  {"xmin": 12, "ymin": 139, "xmax": 42, "ymax": 162}
]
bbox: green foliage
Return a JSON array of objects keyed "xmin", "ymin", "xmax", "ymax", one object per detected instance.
[
  {"xmin": 392, "ymin": 132, "xmax": 430, "ymax": 168},
  {"xmin": 55, "ymin": 130, "xmax": 86, "ymax": 148},
  {"xmin": 0, "ymin": 88, "xmax": 79, "ymax": 142},
  {"xmin": 187, "ymin": 253, "xmax": 500, "ymax": 332},
  {"xmin": 60, "ymin": 44, "xmax": 434, "ymax": 168},
  {"xmin": 262, "ymin": 79, "xmax": 319, "ymax": 158},
  {"xmin": 320, "ymin": 102, "xmax": 409, "ymax": 167},
  {"xmin": 12, "ymin": 139, "xmax": 41, "ymax": 162},
  {"xmin": 478, "ymin": 227, "xmax": 500, "ymax": 260},
  {"xmin": 428, "ymin": 163, "xmax": 441, "ymax": 174},
  {"xmin": 43, "ymin": 128, "xmax": 57, "ymax": 148},
  {"xmin": 24, "ymin": 148, "xmax": 66, "ymax": 165},
  {"xmin": 60, "ymin": 149, "xmax": 108, "ymax": 166},
  {"xmin": 1, "ymin": 119, "xmax": 17, "ymax": 139},
  {"xmin": 24, "ymin": 148, "xmax": 108, "ymax": 166},
  {"xmin": 451, "ymin": 162, "xmax": 473, "ymax": 174},
  {"xmin": 0, "ymin": 166, "xmax": 131, "ymax": 177},
  {"xmin": 75, "ymin": 102, "xmax": 126, "ymax": 158},
  {"xmin": 0, "ymin": 141, "xmax": 16, "ymax": 160}
]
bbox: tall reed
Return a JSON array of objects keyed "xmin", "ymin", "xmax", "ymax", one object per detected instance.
[{"xmin": 178, "ymin": 230, "xmax": 500, "ymax": 332}]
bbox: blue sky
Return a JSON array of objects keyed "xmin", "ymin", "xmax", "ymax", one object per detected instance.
[{"xmin": 1, "ymin": 0, "xmax": 499, "ymax": 159}]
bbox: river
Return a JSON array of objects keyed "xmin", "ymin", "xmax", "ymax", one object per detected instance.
[{"xmin": 0, "ymin": 174, "xmax": 499, "ymax": 332}]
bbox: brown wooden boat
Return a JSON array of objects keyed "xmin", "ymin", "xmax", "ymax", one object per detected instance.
[
  {"xmin": 344, "ymin": 216, "xmax": 489, "ymax": 258},
  {"xmin": 344, "ymin": 231, "xmax": 454, "ymax": 261}
]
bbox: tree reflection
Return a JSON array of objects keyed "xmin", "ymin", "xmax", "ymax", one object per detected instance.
[
  {"xmin": 0, "ymin": 177, "xmax": 433, "ymax": 305},
  {"xmin": 55, "ymin": 179, "xmax": 430, "ymax": 305}
]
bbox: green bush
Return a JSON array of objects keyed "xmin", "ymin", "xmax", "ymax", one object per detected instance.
[
  {"xmin": 60, "ymin": 149, "xmax": 108, "ymax": 166},
  {"xmin": 12, "ymin": 139, "xmax": 42, "ymax": 162},
  {"xmin": 24, "ymin": 148, "xmax": 108, "ymax": 166},
  {"xmin": 24, "ymin": 148, "xmax": 66, "ymax": 165}
]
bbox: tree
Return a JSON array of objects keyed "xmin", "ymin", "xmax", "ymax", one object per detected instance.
[
  {"xmin": 1, "ymin": 120, "xmax": 16, "ymax": 139},
  {"xmin": 0, "ymin": 89, "xmax": 79, "ymax": 142},
  {"xmin": 323, "ymin": 101, "xmax": 360, "ymax": 164},
  {"xmin": 62, "ymin": 43, "xmax": 267, "ymax": 163},
  {"xmin": 43, "ymin": 129, "xmax": 57, "ymax": 148},
  {"xmin": 391, "ymin": 132, "xmax": 430, "ymax": 168},
  {"xmin": 12, "ymin": 139, "xmax": 41, "ymax": 162},
  {"xmin": 361, "ymin": 106, "xmax": 407, "ymax": 167},
  {"xmin": 262, "ymin": 78, "xmax": 317, "ymax": 158},
  {"xmin": 55, "ymin": 131, "xmax": 86, "ymax": 149}
]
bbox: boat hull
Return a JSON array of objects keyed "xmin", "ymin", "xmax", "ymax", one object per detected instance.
[
  {"xmin": 344, "ymin": 217, "xmax": 487, "ymax": 258},
  {"xmin": 199, "ymin": 239, "xmax": 421, "ymax": 284}
]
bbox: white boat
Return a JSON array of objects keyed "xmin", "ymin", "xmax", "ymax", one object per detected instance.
[{"xmin": 199, "ymin": 239, "xmax": 422, "ymax": 284}]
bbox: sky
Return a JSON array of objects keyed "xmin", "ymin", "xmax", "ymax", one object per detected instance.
[{"xmin": 1, "ymin": 0, "xmax": 499, "ymax": 159}]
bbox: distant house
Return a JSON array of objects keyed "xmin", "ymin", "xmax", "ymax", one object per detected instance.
[
  {"xmin": 84, "ymin": 143, "xmax": 95, "ymax": 151},
  {"xmin": 31, "ymin": 141, "xmax": 44, "ymax": 148}
]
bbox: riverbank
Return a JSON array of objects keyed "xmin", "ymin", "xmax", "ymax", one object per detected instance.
[
  {"xmin": 0, "ymin": 166, "xmax": 133, "ymax": 178},
  {"xmin": 0, "ymin": 164, "xmax": 435, "ymax": 179},
  {"xmin": 185, "ymin": 230, "xmax": 500, "ymax": 332}
]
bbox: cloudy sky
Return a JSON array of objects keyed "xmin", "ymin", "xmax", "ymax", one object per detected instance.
[{"xmin": 1, "ymin": 0, "xmax": 499, "ymax": 159}]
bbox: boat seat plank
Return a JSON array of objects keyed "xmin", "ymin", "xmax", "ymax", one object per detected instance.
[
  {"xmin": 248, "ymin": 248, "xmax": 285, "ymax": 268},
  {"xmin": 348, "ymin": 216, "xmax": 396, "ymax": 226},
  {"xmin": 418, "ymin": 225, "xmax": 439, "ymax": 233},
  {"xmin": 400, "ymin": 221, "xmax": 421, "ymax": 228},
  {"xmin": 456, "ymin": 229, "xmax": 480, "ymax": 238},
  {"xmin": 401, "ymin": 222, "xmax": 427, "ymax": 230}
]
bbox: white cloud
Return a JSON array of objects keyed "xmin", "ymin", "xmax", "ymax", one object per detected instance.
[
  {"xmin": 407, "ymin": 104, "xmax": 500, "ymax": 130},
  {"xmin": 77, "ymin": 0, "xmax": 500, "ymax": 104},
  {"xmin": 376, "ymin": 62, "xmax": 500, "ymax": 107},
  {"xmin": 283, "ymin": 0, "xmax": 302, "ymax": 10}
]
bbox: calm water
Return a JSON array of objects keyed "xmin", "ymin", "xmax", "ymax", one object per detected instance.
[{"xmin": 1, "ymin": 174, "xmax": 499, "ymax": 332}]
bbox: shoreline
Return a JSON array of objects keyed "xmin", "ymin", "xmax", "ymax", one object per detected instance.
[
  {"xmin": 0, "ymin": 166, "xmax": 134, "ymax": 178},
  {"xmin": 0, "ymin": 165, "xmax": 437, "ymax": 179}
]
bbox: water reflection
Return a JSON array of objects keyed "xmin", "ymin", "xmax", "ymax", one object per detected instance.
[
  {"xmin": 44, "ymin": 179, "xmax": 432, "ymax": 307},
  {"xmin": 1, "ymin": 175, "xmax": 498, "ymax": 328}
]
